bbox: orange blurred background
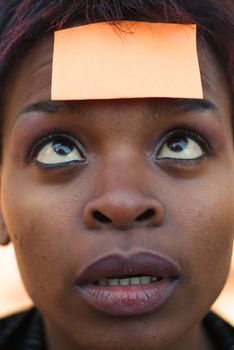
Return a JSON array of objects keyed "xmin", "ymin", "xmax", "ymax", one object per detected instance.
[{"xmin": 0, "ymin": 243, "xmax": 233, "ymax": 324}]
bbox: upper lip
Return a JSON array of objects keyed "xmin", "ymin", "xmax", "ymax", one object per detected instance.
[{"xmin": 76, "ymin": 252, "xmax": 181, "ymax": 285}]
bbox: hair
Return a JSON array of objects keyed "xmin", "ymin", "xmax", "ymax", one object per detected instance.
[{"xmin": 0, "ymin": 0, "xmax": 233, "ymax": 101}]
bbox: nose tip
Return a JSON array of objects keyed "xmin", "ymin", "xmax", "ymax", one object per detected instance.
[{"xmin": 83, "ymin": 192, "xmax": 164, "ymax": 230}]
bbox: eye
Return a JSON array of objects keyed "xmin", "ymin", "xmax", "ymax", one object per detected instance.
[
  {"xmin": 156, "ymin": 130, "xmax": 208, "ymax": 161},
  {"xmin": 30, "ymin": 134, "xmax": 86, "ymax": 167}
]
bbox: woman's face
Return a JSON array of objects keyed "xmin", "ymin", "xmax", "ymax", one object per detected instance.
[{"xmin": 0, "ymin": 35, "xmax": 234, "ymax": 350}]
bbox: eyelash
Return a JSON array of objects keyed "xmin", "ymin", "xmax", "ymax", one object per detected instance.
[
  {"xmin": 27, "ymin": 127, "xmax": 211, "ymax": 170},
  {"xmin": 27, "ymin": 132, "xmax": 86, "ymax": 166},
  {"xmin": 155, "ymin": 128, "xmax": 211, "ymax": 160}
]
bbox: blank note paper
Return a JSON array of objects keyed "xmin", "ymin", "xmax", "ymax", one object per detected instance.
[{"xmin": 51, "ymin": 21, "xmax": 203, "ymax": 100}]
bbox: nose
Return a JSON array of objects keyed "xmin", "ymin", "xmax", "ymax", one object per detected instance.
[{"xmin": 84, "ymin": 190, "xmax": 164, "ymax": 230}]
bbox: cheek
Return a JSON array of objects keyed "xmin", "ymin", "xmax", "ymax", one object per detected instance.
[
  {"xmin": 1, "ymin": 178, "xmax": 83, "ymax": 305},
  {"xmin": 170, "ymin": 177, "xmax": 234, "ymax": 307}
]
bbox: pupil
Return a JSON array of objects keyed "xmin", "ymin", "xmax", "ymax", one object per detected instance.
[
  {"xmin": 53, "ymin": 141, "xmax": 73, "ymax": 156},
  {"xmin": 167, "ymin": 136, "xmax": 188, "ymax": 153}
]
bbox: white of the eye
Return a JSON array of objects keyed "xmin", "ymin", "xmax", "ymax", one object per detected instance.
[
  {"xmin": 159, "ymin": 137, "xmax": 203, "ymax": 159},
  {"xmin": 37, "ymin": 142, "xmax": 83, "ymax": 164}
]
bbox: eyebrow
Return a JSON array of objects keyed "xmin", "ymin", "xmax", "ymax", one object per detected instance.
[
  {"xmin": 17, "ymin": 98, "xmax": 218, "ymax": 120},
  {"xmin": 150, "ymin": 98, "xmax": 218, "ymax": 116},
  {"xmin": 18, "ymin": 100, "xmax": 82, "ymax": 116}
]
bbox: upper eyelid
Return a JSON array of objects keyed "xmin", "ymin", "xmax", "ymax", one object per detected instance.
[
  {"xmin": 155, "ymin": 128, "xmax": 211, "ymax": 159},
  {"xmin": 27, "ymin": 132, "xmax": 86, "ymax": 161},
  {"xmin": 157, "ymin": 128, "xmax": 210, "ymax": 149},
  {"xmin": 26, "ymin": 127, "xmax": 211, "ymax": 162}
]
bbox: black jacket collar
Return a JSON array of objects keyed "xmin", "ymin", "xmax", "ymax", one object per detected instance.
[{"xmin": 0, "ymin": 308, "xmax": 233, "ymax": 350}]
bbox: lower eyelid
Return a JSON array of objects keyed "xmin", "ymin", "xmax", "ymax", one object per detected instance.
[
  {"xmin": 155, "ymin": 156, "xmax": 208, "ymax": 175},
  {"xmin": 32, "ymin": 159, "xmax": 83, "ymax": 171}
]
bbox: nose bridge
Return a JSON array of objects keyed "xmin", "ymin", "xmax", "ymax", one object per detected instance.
[
  {"xmin": 96, "ymin": 146, "xmax": 150, "ymax": 198},
  {"xmin": 83, "ymin": 151, "xmax": 164, "ymax": 230},
  {"xmin": 99, "ymin": 143, "xmax": 147, "ymax": 190}
]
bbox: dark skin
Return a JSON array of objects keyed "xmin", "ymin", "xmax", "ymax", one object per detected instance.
[{"xmin": 0, "ymin": 34, "xmax": 233, "ymax": 350}]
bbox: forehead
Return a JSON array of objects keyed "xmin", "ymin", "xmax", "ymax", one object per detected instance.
[{"xmin": 2, "ymin": 32, "xmax": 232, "ymax": 131}]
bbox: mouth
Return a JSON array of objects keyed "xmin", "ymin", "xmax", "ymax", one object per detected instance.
[
  {"xmin": 76, "ymin": 252, "xmax": 181, "ymax": 316},
  {"xmin": 93, "ymin": 274, "xmax": 162, "ymax": 286}
]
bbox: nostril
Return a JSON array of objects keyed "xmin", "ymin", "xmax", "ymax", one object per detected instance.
[
  {"xmin": 92, "ymin": 211, "xmax": 112, "ymax": 224},
  {"xmin": 135, "ymin": 209, "xmax": 155, "ymax": 222}
]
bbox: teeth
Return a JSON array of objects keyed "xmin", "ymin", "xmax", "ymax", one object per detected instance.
[
  {"xmin": 99, "ymin": 279, "xmax": 108, "ymax": 286},
  {"xmin": 140, "ymin": 276, "xmax": 151, "ymax": 284},
  {"xmin": 97, "ymin": 275, "xmax": 160, "ymax": 287},
  {"xmin": 120, "ymin": 278, "xmax": 130, "ymax": 286},
  {"xmin": 108, "ymin": 278, "xmax": 119, "ymax": 286},
  {"xmin": 130, "ymin": 277, "xmax": 140, "ymax": 285}
]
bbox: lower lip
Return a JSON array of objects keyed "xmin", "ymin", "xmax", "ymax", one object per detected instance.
[{"xmin": 78, "ymin": 279, "xmax": 178, "ymax": 316}]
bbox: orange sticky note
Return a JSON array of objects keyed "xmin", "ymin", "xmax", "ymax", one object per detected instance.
[{"xmin": 51, "ymin": 22, "xmax": 203, "ymax": 100}]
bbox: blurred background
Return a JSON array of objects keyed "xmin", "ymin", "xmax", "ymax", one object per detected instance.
[{"xmin": 0, "ymin": 243, "xmax": 233, "ymax": 324}]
